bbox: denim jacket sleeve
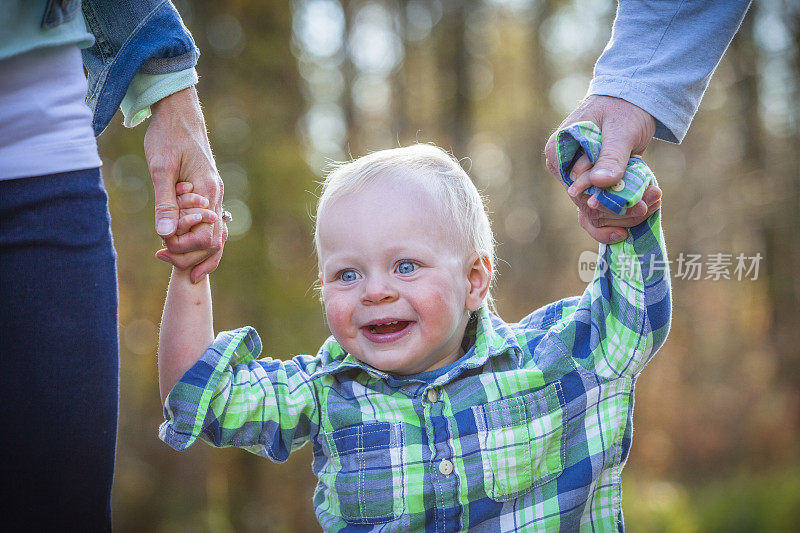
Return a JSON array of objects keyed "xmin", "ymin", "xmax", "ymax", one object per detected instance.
[{"xmin": 80, "ymin": 0, "xmax": 200, "ymax": 135}]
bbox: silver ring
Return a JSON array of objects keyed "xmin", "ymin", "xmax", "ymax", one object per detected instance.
[{"xmin": 222, "ymin": 210, "xmax": 233, "ymax": 222}]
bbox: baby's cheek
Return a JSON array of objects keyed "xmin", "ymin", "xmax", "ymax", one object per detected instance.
[
  {"xmin": 418, "ymin": 291, "xmax": 447, "ymax": 315},
  {"xmin": 418, "ymin": 289, "xmax": 455, "ymax": 324},
  {"xmin": 323, "ymin": 297, "xmax": 351, "ymax": 335}
]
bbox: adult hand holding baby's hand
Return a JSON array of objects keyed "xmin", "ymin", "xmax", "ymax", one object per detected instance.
[
  {"xmin": 544, "ymin": 95, "xmax": 662, "ymax": 244},
  {"xmin": 155, "ymin": 182, "xmax": 219, "ymax": 262},
  {"xmin": 144, "ymin": 86, "xmax": 227, "ymax": 283}
]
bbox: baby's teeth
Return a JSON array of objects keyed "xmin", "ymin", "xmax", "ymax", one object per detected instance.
[{"xmin": 369, "ymin": 320, "xmax": 400, "ymax": 329}]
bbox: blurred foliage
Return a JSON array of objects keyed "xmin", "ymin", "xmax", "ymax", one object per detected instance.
[
  {"xmin": 623, "ymin": 467, "xmax": 800, "ymax": 532},
  {"xmin": 97, "ymin": 0, "xmax": 800, "ymax": 530}
]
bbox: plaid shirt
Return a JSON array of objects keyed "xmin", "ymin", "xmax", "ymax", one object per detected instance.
[{"xmin": 160, "ymin": 122, "xmax": 672, "ymax": 532}]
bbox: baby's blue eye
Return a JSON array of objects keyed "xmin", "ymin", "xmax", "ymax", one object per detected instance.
[
  {"xmin": 339, "ymin": 270, "xmax": 358, "ymax": 282},
  {"xmin": 397, "ymin": 261, "xmax": 416, "ymax": 274}
]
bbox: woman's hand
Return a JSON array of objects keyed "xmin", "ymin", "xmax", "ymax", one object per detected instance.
[{"xmin": 144, "ymin": 86, "xmax": 227, "ymax": 282}]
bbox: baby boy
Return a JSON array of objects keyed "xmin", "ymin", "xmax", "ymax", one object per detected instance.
[{"xmin": 158, "ymin": 123, "xmax": 671, "ymax": 531}]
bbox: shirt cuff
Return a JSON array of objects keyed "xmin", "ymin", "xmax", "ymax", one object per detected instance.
[
  {"xmin": 158, "ymin": 326, "xmax": 262, "ymax": 451},
  {"xmin": 556, "ymin": 121, "xmax": 652, "ymax": 215},
  {"xmin": 120, "ymin": 67, "xmax": 199, "ymax": 128},
  {"xmin": 587, "ymin": 78, "xmax": 686, "ymax": 144}
]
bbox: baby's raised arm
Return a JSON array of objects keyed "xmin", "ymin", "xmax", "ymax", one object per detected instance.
[
  {"xmin": 546, "ymin": 122, "xmax": 671, "ymax": 378},
  {"xmin": 157, "ymin": 182, "xmax": 218, "ymax": 404},
  {"xmin": 158, "ymin": 266, "xmax": 214, "ymax": 404}
]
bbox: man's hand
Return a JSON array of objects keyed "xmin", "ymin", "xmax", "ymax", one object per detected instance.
[
  {"xmin": 144, "ymin": 86, "xmax": 226, "ymax": 283},
  {"xmin": 544, "ymin": 95, "xmax": 661, "ymax": 244}
]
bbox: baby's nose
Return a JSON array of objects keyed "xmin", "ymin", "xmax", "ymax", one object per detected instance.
[{"xmin": 360, "ymin": 276, "xmax": 398, "ymax": 304}]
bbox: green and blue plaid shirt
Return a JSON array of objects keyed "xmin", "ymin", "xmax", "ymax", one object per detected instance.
[{"xmin": 160, "ymin": 122, "xmax": 672, "ymax": 532}]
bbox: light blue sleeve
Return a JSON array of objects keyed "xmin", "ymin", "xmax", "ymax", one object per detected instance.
[
  {"xmin": 588, "ymin": 0, "xmax": 751, "ymax": 143},
  {"xmin": 120, "ymin": 68, "xmax": 199, "ymax": 128}
]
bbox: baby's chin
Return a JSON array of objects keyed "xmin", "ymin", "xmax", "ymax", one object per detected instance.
[
  {"xmin": 352, "ymin": 352, "xmax": 454, "ymax": 376},
  {"xmin": 344, "ymin": 349, "xmax": 424, "ymax": 375},
  {"xmin": 351, "ymin": 354, "xmax": 407, "ymax": 374}
]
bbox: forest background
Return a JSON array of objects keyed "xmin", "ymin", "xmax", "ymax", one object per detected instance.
[{"xmin": 99, "ymin": 0, "xmax": 800, "ymax": 531}]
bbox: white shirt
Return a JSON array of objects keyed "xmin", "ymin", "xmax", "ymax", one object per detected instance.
[{"xmin": 0, "ymin": 45, "xmax": 100, "ymax": 180}]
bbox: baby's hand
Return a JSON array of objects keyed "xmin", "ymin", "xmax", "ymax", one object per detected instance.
[
  {"xmin": 155, "ymin": 182, "xmax": 218, "ymax": 268},
  {"xmin": 566, "ymin": 153, "xmax": 661, "ymax": 243}
]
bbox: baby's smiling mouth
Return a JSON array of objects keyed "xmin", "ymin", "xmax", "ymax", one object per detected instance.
[{"xmin": 367, "ymin": 321, "xmax": 410, "ymax": 334}]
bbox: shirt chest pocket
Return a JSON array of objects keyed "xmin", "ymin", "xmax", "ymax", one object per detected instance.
[
  {"xmin": 471, "ymin": 382, "xmax": 566, "ymax": 501},
  {"xmin": 321, "ymin": 421, "xmax": 406, "ymax": 524}
]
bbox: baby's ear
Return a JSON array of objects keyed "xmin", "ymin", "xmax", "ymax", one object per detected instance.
[{"xmin": 465, "ymin": 253, "xmax": 492, "ymax": 312}]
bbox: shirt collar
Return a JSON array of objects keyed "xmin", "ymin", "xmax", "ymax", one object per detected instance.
[{"xmin": 312, "ymin": 306, "xmax": 523, "ymax": 381}]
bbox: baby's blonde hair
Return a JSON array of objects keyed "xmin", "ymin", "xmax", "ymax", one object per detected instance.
[{"xmin": 314, "ymin": 144, "xmax": 496, "ymax": 309}]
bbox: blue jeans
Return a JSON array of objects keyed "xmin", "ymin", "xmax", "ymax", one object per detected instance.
[{"xmin": 0, "ymin": 168, "xmax": 118, "ymax": 532}]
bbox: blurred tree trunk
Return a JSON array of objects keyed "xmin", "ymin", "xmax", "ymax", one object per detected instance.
[
  {"xmin": 526, "ymin": 0, "xmax": 555, "ymax": 181},
  {"xmin": 520, "ymin": 0, "xmax": 566, "ymax": 307},
  {"xmin": 437, "ymin": 0, "xmax": 473, "ymax": 156},
  {"xmin": 342, "ymin": 0, "xmax": 357, "ymax": 152},
  {"xmin": 776, "ymin": 5, "xmax": 800, "ymax": 379},
  {"xmin": 393, "ymin": 0, "xmax": 409, "ymax": 141},
  {"xmin": 526, "ymin": 1, "xmax": 555, "ymax": 214},
  {"xmin": 732, "ymin": 10, "xmax": 800, "ymax": 382}
]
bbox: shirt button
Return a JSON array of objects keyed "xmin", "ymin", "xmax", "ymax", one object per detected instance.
[
  {"xmin": 426, "ymin": 388, "xmax": 439, "ymax": 403},
  {"xmin": 610, "ymin": 180, "xmax": 626, "ymax": 192},
  {"xmin": 438, "ymin": 459, "xmax": 453, "ymax": 476}
]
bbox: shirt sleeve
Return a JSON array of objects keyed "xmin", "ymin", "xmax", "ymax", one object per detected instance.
[
  {"xmin": 588, "ymin": 0, "xmax": 751, "ymax": 143},
  {"xmin": 159, "ymin": 327, "xmax": 322, "ymax": 463},
  {"xmin": 555, "ymin": 210, "xmax": 671, "ymax": 379},
  {"xmin": 120, "ymin": 67, "xmax": 198, "ymax": 128},
  {"xmin": 549, "ymin": 121, "xmax": 672, "ymax": 379}
]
